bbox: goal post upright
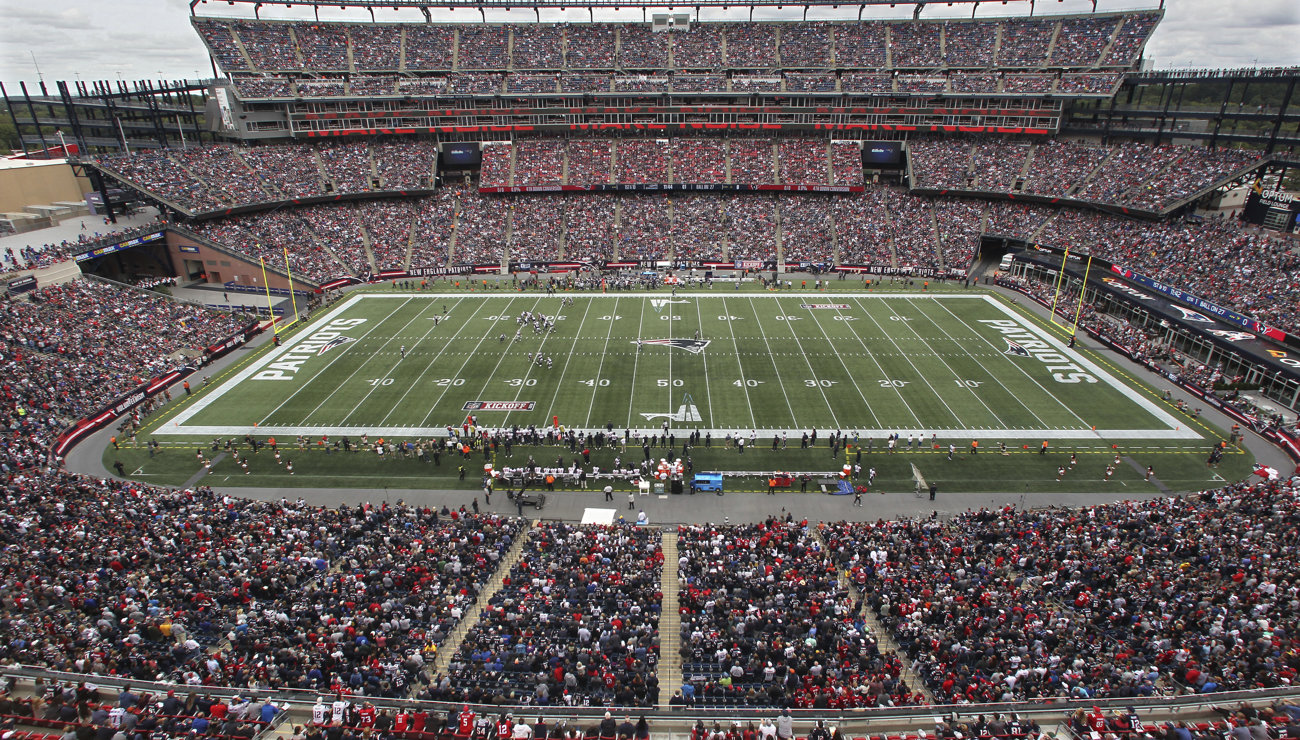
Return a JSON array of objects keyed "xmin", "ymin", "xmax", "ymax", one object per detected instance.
[{"xmin": 1068, "ymin": 254, "xmax": 1094, "ymax": 337}]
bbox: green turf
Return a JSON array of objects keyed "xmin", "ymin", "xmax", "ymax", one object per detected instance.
[{"xmin": 116, "ymin": 285, "xmax": 1252, "ymax": 494}]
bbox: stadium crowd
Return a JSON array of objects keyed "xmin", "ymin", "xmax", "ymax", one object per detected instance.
[
  {"xmin": 677, "ymin": 519, "xmax": 921, "ymax": 708},
  {"xmin": 823, "ymin": 477, "xmax": 1300, "ymax": 701},
  {"xmin": 194, "ymin": 13, "xmax": 1157, "ymax": 76},
  {"xmin": 218, "ymin": 69, "xmax": 1129, "ymax": 100},
  {"xmin": 94, "ymin": 142, "xmax": 437, "ymax": 213},
  {"xmin": 478, "ymin": 139, "xmax": 861, "ymax": 189},
  {"xmin": 911, "ymin": 139, "xmax": 1262, "ymax": 212},
  {"xmin": 437, "ymin": 523, "xmax": 663, "ymax": 707},
  {"xmin": 0, "ymin": 279, "xmax": 251, "ymax": 474}
]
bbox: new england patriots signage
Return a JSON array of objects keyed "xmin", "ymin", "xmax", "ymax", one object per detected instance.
[{"xmin": 254, "ymin": 318, "xmax": 367, "ymax": 380}]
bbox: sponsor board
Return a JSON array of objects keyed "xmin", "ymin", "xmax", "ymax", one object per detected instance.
[
  {"xmin": 74, "ymin": 231, "xmax": 165, "ymax": 262},
  {"xmin": 1100, "ymin": 277, "xmax": 1155, "ymax": 301},
  {"xmin": 1114, "ymin": 266, "xmax": 1289, "ymax": 342},
  {"xmin": 1207, "ymin": 329, "xmax": 1256, "ymax": 342},
  {"xmin": 799, "ymin": 304, "xmax": 850, "ymax": 309},
  {"xmin": 462, "ymin": 401, "xmax": 537, "ymax": 411},
  {"xmin": 7, "ymin": 276, "xmax": 37, "ymax": 295}
]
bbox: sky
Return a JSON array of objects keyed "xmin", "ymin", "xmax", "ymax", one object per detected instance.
[{"xmin": 0, "ymin": 0, "xmax": 1296, "ymax": 87}]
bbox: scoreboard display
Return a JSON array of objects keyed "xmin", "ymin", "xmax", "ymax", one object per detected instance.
[
  {"xmin": 863, "ymin": 141, "xmax": 904, "ymax": 168},
  {"xmin": 440, "ymin": 143, "xmax": 482, "ymax": 168}
]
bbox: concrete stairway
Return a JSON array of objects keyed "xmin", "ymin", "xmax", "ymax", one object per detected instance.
[
  {"xmin": 656, "ymin": 529, "xmax": 683, "ymax": 709},
  {"xmin": 811, "ymin": 527, "xmax": 934, "ymax": 703},
  {"xmin": 427, "ymin": 520, "xmax": 536, "ymax": 680}
]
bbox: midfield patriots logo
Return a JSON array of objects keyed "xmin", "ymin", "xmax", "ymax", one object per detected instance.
[
  {"xmin": 1003, "ymin": 339, "xmax": 1031, "ymax": 357},
  {"xmin": 317, "ymin": 336, "xmax": 356, "ymax": 355},
  {"xmin": 635, "ymin": 339, "xmax": 711, "ymax": 354}
]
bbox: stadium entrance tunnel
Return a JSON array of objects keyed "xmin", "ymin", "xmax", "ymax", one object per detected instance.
[
  {"xmin": 972, "ymin": 236, "xmax": 1019, "ymax": 282},
  {"xmin": 76, "ymin": 238, "xmax": 176, "ymax": 285}
]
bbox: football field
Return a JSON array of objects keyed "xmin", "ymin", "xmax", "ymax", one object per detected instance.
[{"xmin": 161, "ymin": 290, "xmax": 1198, "ymax": 443}]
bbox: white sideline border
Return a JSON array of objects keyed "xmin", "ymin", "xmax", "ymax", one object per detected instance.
[{"xmin": 155, "ymin": 292, "xmax": 1203, "ymax": 441}]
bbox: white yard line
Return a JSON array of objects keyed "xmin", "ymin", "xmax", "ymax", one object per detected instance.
[
  {"xmin": 768, "ymin": 296, "xmax": 841, "ymax": 429},
  {"xmin": 541, "ymin": 297, "xmax": 595, "ymax": 426},
  {"xmin": 721, "ymin": 297, "xmax": 759, "ymax": 429},
  {"xmin": 582, "ymin": 296, "xmax": 621, "ymax": 428},
  {"xmin": 829, "ymin": 300, "xmax": 923, "ymax": 428},
  {"xmin": 882, "ymin": 297, "xmax": 1010, "ymax": 428},
  {"xmin": 376, "ymin": 297, "xmax": 476, "ymax": 426},
  {"xmin": 853, "ymin": 297, "xmax": 964, "ymax": 428},
  {"xmin": 801, "ymin": 300, "xmax": 880, "ymax": 429},
  {"xmin": 336, "ymin": 301, "xmax": 455, "ymax": 426},
  {"xmin": 923, "ymin": 297, "xmax": 1076, "ymax": 429},
  {"xmin": 694, "ymin": 297, "xmax": 715, "ymax": 427},
  {"xmin": 625, "ymin": 297, "xmax": 648, "ymax": 428},
  {"xmin": 746, "ymin": 296, "xmax": 803, "ymax": 428},
  {"xmin": 500, "ymin": 297, "xmax": 565, "ymax": 427},
  {"xmin": 260, "ymin": 298, "xmax": 416, "ymax": 426},
  {"xmin": 418, "ymin": 296, "xmax": 533, "ymax": 427}
]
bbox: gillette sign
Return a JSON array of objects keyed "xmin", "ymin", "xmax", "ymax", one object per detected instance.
[{"xmin": 1110, "ymin": 266, "xmax": 1288, "ymax": 343}]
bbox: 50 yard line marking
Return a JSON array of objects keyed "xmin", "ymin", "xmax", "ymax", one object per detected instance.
[
  {"xmin": 257, "ymin": 298, "xmax": 414, "ymax": 427},
  {"xmin": 625, "ymin": 297, "xmax": 648, "ymax": 428}
]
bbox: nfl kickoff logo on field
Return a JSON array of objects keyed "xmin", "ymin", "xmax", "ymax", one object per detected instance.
[{"xmin": 463, "ymin": 401, "xmax": 537, "ymax": 411}]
